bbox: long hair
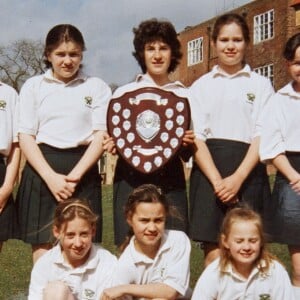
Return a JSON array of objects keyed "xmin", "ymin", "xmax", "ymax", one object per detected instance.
[{"xmin": 219, "ymin": 207, "xmax": 276, "ymax": 275}]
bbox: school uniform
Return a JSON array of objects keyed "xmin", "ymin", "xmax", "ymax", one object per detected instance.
[
  {"xmin": 113, "ymin": 230, "xmax": 191, "ymax": 299},
  {"xmin": 112, "ymin": 74, "xmax": 191, "ymax": 246},
  {"xmin": 0, "ymin": 82, "xmax": 19, "ymax": 241},
  {"xmin": 191, "ymin": 257, "xmax": 295, "ymax": 300},
  {"xmin": 260, "ymin": 82, "xmax": 300, "ymax": 245},
  {"xmin": 189, "ymin": 65, "xmax": 274, "ymax": 243},
  {"xmin": 17, "ymin": 69, "xmax": 111, "ymax": 244},
  {"xmin": 28, "ymin": 243, "xmax": 117, "ymax": 300}
]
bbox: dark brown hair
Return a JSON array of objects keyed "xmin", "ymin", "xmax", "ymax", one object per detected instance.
[
  {"xmin": 132, "ymin": 18, "xmax": 182, "ymax": 73},
  {"xmin": 283, "ymin": 32, "xmax": 300, "ymax": 61},
  {"xmin": 212, "ymin": 13, "xmax": 250, "ymax": 44},
  {"xmin": 43, "ymin": 24, "xmax": 86, "ymax": 68}
]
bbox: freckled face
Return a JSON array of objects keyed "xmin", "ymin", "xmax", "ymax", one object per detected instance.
[
  {"xmin": 127, "ymin": 202, "xmax": 166, "ymax": 258},
  {"xmin": 47, "ymin": 41, "xmax": 82, "ymax": 83}
]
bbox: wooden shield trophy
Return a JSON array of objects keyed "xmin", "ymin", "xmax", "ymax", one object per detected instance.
[{"xmin": 107, "ymin": 87, "xmax": 190, "ymax": 174}]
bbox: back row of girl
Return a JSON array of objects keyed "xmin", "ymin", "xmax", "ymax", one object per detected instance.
[{"xmin": 0, "ymin": 11, "xmax": 300, "ymax": 299}]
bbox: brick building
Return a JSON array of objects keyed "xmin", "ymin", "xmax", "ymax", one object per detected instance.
[{"xmin": 172, "ymin": 0, "xmax": 300, "ymax": 91}]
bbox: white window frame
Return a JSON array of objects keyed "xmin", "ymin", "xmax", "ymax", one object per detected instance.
[
  {"xmin": 254, "ymin": 9, "xmax": 274, "ymax": 44},
  {"xmin": 187, "ymin": 37, "xmax": 203, "ymax": 66},
  {"xmin": 254, "ymin": 64, "xmax": 274, "ymax": 86}
]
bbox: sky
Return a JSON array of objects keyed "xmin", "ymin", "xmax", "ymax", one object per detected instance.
[{"xmin": 0, "ymin": 0, "xmax": 251, "ymax": 86}]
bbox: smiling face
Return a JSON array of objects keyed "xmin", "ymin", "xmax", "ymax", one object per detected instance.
[
  {"xmin": 53, "ymin": 216, "xmax": 95, "ymax": 268},
  {"xmin": 214, "ymin": 22, "xmax": 247, "ymax": 74},
  {"xmin": 144, "ymin": 40, "xmax": 172, "ymax": 85},
  {"xmin": 127, "ymin": 202, "xmax": 166, "ymax": 258},
  {"xmin": 222, "ymin": 220, "xmax": 261, "ymax": 278},
  {"xmin": 47, "ymin": 41, "xmax": 82, "ymax": 83}
]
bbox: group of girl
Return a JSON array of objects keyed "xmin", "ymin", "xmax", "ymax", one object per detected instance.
[{"xmin": 0, "ymin": 8, "xmax": 300, "ymax": 300}]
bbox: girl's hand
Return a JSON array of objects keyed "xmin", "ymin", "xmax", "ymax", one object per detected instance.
[
  {"xmin": 182, "ymin": 130, "xmax": 195, "ymax": 146},
  {"xmin": 45, "ymin": 172, "xmax": 75, "ymax": 202},
  {"xmin": 103, "ymin": 134, "xmax": 117, "ymax": 154},
  {"xmin": 215, "ymin": 173, "xmax": 243, "ymax": 203},
  {"xmin": 100, "ymin": 286, "xmax": 127, "ymax": 300},
  {"xmin": 290, "ymin": 177, "xmax": 300, "ymax": 195}
]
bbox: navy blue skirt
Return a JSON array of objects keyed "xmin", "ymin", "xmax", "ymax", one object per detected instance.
[
  {"xmin": 16, "ymin": 144, "xmax": 102, "ymax": 245},
  {"xmin": 265, "ymin": 152, "xmax": 300, "ymax": 245},
  {"xmin": 189, "ymin": 139, "xmax": 270, "ymax": 243},
  {"xmin": 0, "ymin": 154, "xmax": 19, "ymax": 241}
]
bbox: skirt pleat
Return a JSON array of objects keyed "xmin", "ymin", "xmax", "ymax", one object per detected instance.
[
  {"xmin": 0, "ymin": 156, "xmax": 20, "ymax": 241},
  {"xmin": 16, "ymin": 144, "xmax": 102, "ymax": 245},
  {"xmin": 189, "ymin": 139, "xmax": 270, "ymax": 243}
]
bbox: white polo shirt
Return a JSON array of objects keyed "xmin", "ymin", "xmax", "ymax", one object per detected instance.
[
  {"xmin": 113, "ymin": 73, "xmax": 191, "ymax": 102},
  {"xmin": 191, "ymin": 258, "xmax": 295, "ymax": 300},
  {"xmin": 28, "ymin": 243, "xmax": 117, "ymax": 300},
  {"xmin": 260, "ymin": 82, "xmax": 300, "ymax": 162},
  {"xmin": 18, "ymin": 69, "xmax": 111, "ymax": 148},
  {"xmin": 0, "ymin": 82, "xmax": 18, "ymax": 157},
  {"xmin": 113, "ymin": 230, "xmax": 191, "ymax": 298},
  {"xmin": 189, "ymin": 65, "xmax": 274, "ymax": 142}
]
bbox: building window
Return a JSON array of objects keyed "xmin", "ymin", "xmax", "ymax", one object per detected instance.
[
  {"xmin": 254, "ymin": 64, "xmax": 274, "ymax": 85},
  {"xmin": 254, "ymin": 9, "xmax": 274, "ymax": 44},
  {"xmin": 187, "ymin": 37, "xmax": 203, "ymax": 66}
]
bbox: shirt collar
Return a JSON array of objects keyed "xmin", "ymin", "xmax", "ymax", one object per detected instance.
[
  {"xmin": 135, "ymin": 73, "xmax": 185, "ymax": 88},
  {"xmin": 53, "ymin": 243, "xmax": 99, "ymax": 273},
  {"xmin": 129, "ymin": 230, "xmax": 172, "ymax": 264},
  {"xmin": 212, "ymin": 64, "xmax": 251, "ymax": 78},
  {"xmin": 222, "ymin": 259, "xmax": 268, "ymax": 281},
  {"xmin": 43, "ymin": 69, "xmax": 87, "ymax": 84},
  {"xmin": 278, "ymin": 81, "xmax": 300, "ymax": 99}
]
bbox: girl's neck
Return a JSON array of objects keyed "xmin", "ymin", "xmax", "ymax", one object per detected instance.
[
  {"xmin": 232, "ymin": 261, "xmax": 255, "ymax": 280},
  {"xmin": 147, "ymin": 72, "xmax": 171, "ymax": 86},
  {"xmin": 217, "ymin": 62, "xmax": 244, "ymax": 75},
  {"xmin": 292, "ymin": 81, "xmax": 300, "ymax": 93},
  {"xmin": 134, "ymin": 238, "xmax": 161, "ymax": 259}
]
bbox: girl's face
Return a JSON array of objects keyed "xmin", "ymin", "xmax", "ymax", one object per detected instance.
[
  {"xmin": 127, "ymin": 202, "xmax": 166, "ymax": 258},
  {"xmin": 53, "ymin": 216, "xmax": 95, "ymax": 268},
  {"xmin": 288, "ymin": 46, "xmax": 300, "ymax": 92},
  {"xmin": 144, "ymin": 40, "xmax": 171, "ymax": 83},
  {"xmin": 214, "ymin": 22, "xmax": 247, "ymax": 74},
  {"xmin": 47, "ymin": 41, "xmax": 82, "ymax": 83},
  {"xmin": 222, "ymin": 220, "xmax": 261, "ymax": 278}
]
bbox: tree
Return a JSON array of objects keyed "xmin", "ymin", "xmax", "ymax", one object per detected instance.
[{"xmin": 0, "ymin": 39, "xmax": 45, "ymax": 92}]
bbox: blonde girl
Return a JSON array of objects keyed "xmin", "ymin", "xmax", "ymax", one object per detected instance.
[
  {"xmin": 101, "ymin": 184, "xmax": 191, "ymax": 300},
  {"xmin": 192, "ymin": 207, "xmax": 294, "ymax": 300},
  {"xmin": 28, "ymin": 198, "xmax": 117, "ymax": 300}
]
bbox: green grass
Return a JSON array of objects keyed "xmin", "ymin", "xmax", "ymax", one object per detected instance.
[{"xmin": 0, "ymin": 184, "xmax": 291, "ymax": 299}]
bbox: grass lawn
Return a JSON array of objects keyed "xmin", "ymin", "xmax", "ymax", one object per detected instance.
[{"xmin": 0, "ymin": 184, "xmax": 291, "ymax": 299}]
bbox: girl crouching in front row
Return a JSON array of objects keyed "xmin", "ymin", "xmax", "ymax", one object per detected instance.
[
  {"xmin": 28, "ymin": 199, "xmax": 117, "ymax": 300},
  {"xmin": 192, "ymin": 207, "xmax": 294, "ymax": 300},
  {"xmin": 101, "ymin": 184, "xmax": 191, "ymax": 300}
]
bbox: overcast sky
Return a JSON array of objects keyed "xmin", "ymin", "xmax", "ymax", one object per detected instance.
[{"xmin": 0, "ymin": 0, "xmax": 251, "ymax": 86}]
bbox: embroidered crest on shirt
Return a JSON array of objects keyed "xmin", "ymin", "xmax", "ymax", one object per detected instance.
[
  {"xmin": 246, "ymin": 93, "xmax": 255, "ymax": 103},
  {"xmin": 0, "ymin": 100, "xmax": 6, "ymax": 110},
  {"xmin": 83, "ymin": 288, "xmax": 95, "ymax": 300},
  {"xmin": 259, "ymin": 294, "xmax": 271, "ymax": 300},
  {"xmin": 84, "ymin": 96, "xmax": 93, "ymax": 107}
]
